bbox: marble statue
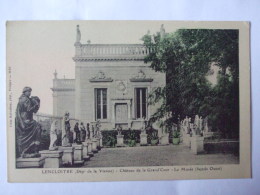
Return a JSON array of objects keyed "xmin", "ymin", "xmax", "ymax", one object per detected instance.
[
  {"xmin": 76, "ymin": 25, "xmax": 81, "ymax": 43},
  {"xmin": 15, "ymin": 87, "xmax": 42, "ymax": 158},
  {"xmin": 86, "ymin": 123, "xmax": 90, "ymax": 139},
  {"xmin": 62, "ymin": 112, "xmax": 71, "ymax": 146},
  {"xmin": 95, "ymin": 120, "xmax": 101, "ymax": 138},
  {"xmin": 74, "ymin": 122, "xmax": 81, "ymax": 144},
  {"xmin": 141, "ymin": 116, "xmax": 147, "ymax": 134},
  {"xmin": 80, "ymin": 122, "xmax": 86, "ymax": 142},
  {"xmin": 160, "ymin": 24, "xmax": 166, "ymax": 39},
  {"xmin": 117, "ymin": 125, "xmax": 122, "ymax": 135},
  {"xmin": 49, "ymin": 120, "xmax": 58, "ymax": 150}
]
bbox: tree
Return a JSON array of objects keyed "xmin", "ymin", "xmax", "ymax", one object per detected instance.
[{"xmin": 142, "ymin": 28, "xmax": 239, "ymax": 138}]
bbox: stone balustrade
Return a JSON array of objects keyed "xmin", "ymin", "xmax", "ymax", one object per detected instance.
[{"xmin": 74, "ymin": 44, "xmax": 155, "ymax": 60}]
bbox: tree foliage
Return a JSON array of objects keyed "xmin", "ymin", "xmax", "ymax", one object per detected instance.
[{"xmin": 142, "ymin": 29, "xmax": 239, "ymax": 138}]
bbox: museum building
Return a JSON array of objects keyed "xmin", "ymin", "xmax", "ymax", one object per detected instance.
[{"xmin": 51, "ymin": 26, "xmax": 165, "ymax": 130}]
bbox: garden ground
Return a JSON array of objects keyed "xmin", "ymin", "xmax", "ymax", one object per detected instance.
[{"xmin": 83, "ymin": 144, "xmax": 239, "ymax": 167}]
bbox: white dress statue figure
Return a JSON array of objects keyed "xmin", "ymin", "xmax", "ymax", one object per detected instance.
[
  {"xmin": 194, "ymin": 115, "xmax": 199, "ymax": 127},
  {"xmin": 76, "ymin": 25, "xmax": 81, "ymax": 43},
  {"xmin": 204, "ymin": 116, "xmax": 209, "ymax": 133},
  {"xmin": 183, "ymin": 116, "xmax": 189, "ymax": 134},
  {"xmin": 199, "ymin": 116, "xmax": 203, "ymax": 131},
  {"xmin": 49, "ymin": 120, "xmax": 58, "ymax": 150}
]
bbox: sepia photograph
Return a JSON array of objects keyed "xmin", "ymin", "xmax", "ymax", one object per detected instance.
[{"xmin": 6, "ymin": 21, "xmax": 251, "ymax": 182}]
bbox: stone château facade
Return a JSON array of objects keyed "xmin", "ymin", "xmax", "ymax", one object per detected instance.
[{"xmin": 51, "ymin": 25, "xmax": 165, "ymax": 130}]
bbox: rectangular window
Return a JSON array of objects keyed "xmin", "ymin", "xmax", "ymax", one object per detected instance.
[
  {"xmin": 95, "ymin": 88, "xmax": 107, "ymax": 120},
  {"xmin": 135, "ymin": 88, "xmax": 147, "ymax": 119}
]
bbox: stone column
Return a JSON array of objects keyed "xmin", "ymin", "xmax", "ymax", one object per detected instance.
[
  {"xmin": 190, "ymin": 136, "xmax": 204, "ymax": 154},
  {"xmin": 39, "ymin": 150, "xmax": 63, "ymax": 168},
  {"xmin": 116, "ymin": 135, "xmax": 124, "ymax": 147},
  {"xmin": 72, "ymin": 144, "xmax": 84, "ymax": 165},
  {"xmin": 58, "ymin": 146, "xmax": 74, "ymax": 166}
]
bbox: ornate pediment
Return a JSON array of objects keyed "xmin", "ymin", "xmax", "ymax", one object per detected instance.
[
  {"xmin": 89, "ymin": 71, "xmax": 113, "ymax": 82},
  {"xmin": 130, "ymin": 70, "xmax": 153, "ymax": 82}
]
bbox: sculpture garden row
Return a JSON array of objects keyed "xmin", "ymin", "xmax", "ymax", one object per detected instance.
[{"xmin": 15, "ymin": 87, "xmax": 238, "ymax": 168}]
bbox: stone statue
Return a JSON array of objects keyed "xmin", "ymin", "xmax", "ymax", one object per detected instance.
[
  {"xmin": 62, "ymin": 112, "xmax": 71, "ymax": 146},
  {"xmin": 76, "ymin": 25, "xmax": 81, "ymax": 43},
  {"xmin": 74, "ymin": 122, "xmax": 81, "ymax": 144},
  {"xmin": 141, "ymin": 116, "xmax": 146, "ymax": 134},
  {"xmin": 49, "ymin": 120, "xmax": 58, "ymax": 150},
  {"xmin": 95, "ymin": 120, "xmax": 101, "ymax": 138},
  {"xmin": 194, "ymin": 115, "xmax": 199, "ymax": 127},
  {"xmin": 160, "ymin": 24, "xmax": 165, "ymax": 39},
  {"xmin": 91, "ymin": 124, "xmax": 95, "ymax": 139},
  {"xmin": 183, "ymin": 116, "xmax": 189, "ymax": 134},
  {"xmin": 199, "ymin": 116, "xmax": 203, "ymax": 131},
  {"xmin": 203, "ymin": 116, "xmax": 209, "ymax": 133},
  {"xmin": 80, "ymin": 122, "xmax": 86, "ymax": 142},
  {"xmin": 86, "ymin": 123, "xmax": 90, "ymax": 139},
  {"xmin": 117, "ymin": 125, "xmax": 122, "ymax": 135},
  {"xmin": 15, "ymin": 87, "xmax": 42, "ymax": 158}
]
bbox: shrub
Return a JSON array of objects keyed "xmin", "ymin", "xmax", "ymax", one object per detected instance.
[
  {"xmin": 147, "ymin": 129, "xmax": 159, "ymax": 144},
  {"xmin": 101, "ymin": 130, "xmax": 118, "ymax": 147}
]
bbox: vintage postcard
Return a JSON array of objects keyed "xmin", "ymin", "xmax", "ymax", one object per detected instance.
[{"xmin": 6, "ymin": 21, "xmax": 251, "ymax": 182}]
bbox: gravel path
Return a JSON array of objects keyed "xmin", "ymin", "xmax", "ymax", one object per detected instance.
[{"xmin": 83, "ymin": 145, "xmax": 239, "ymax": 167}]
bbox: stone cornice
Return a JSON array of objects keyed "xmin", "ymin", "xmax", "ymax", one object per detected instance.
[
  {"xmin": 129, "ymin": 78, "xmax": 153, "ymax": 82},
  {"xmin": 89, "ymin": 78, "xmax": 113, "ymax": 82},
  {"xmin": 51, "ymin": 88, "xmax": 75, "ymax": 92}
]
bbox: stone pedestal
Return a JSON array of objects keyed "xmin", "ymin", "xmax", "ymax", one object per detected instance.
[
  {"xmin": 82, "ymin": 142, "xmax": 90, "ymax": 160},
  {"xmin": 190, "ymin": 136, "xmax": 204, "ymax": 154},
  {"xmin": 116, "ymin": 135, "xmax": 124, "ymax": 147},
  {"xmin": 72, "ymin": 144, "xmax": 84, "ymax": 165},
  {"xmin": 159, "ymin": 134, "xmax": 169, "ymax": 145},
  {"xmin": 96, "ymin": 138, "xmax": 100, "ymax": 149},
  {"xmin": 140, "ymin": 133, "xmax": 148, "ymax": 146},
  {"xmin": 183, "ymin": 133, "xmax": 191, "ymax": 147},
  {"xmin": 91, "ymin": 139, "xmax": 98, "ymax": 153},
  {"xmin": 87, "ymin": 140, "xmax": 94, "ymax": 157},
  {"xmin": 16, "ymin": 157, "xmax": 46, "ymax": 168},
  {"xmin": 100, "ymin": 137, "xmax": 103, "ymax": 148},
  {"xmin": 58, "ymin": 146, "xmax": 74, "ymax": 166},
  {"xmin": 39, "ymin": 150, "xmax": 63, "ymax": 168}
]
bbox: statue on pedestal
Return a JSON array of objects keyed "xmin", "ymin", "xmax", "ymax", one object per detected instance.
[
  {"xmin": 49, "ymin": 120, "xmax": 58, "ymax": 150},
  {"xmin": 15, "ymin": 87, "xmax": 42, "ymax": 158},
  {"xmin": 117, "ymin": 125, "xmax": 122, "ymax": 136}
]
